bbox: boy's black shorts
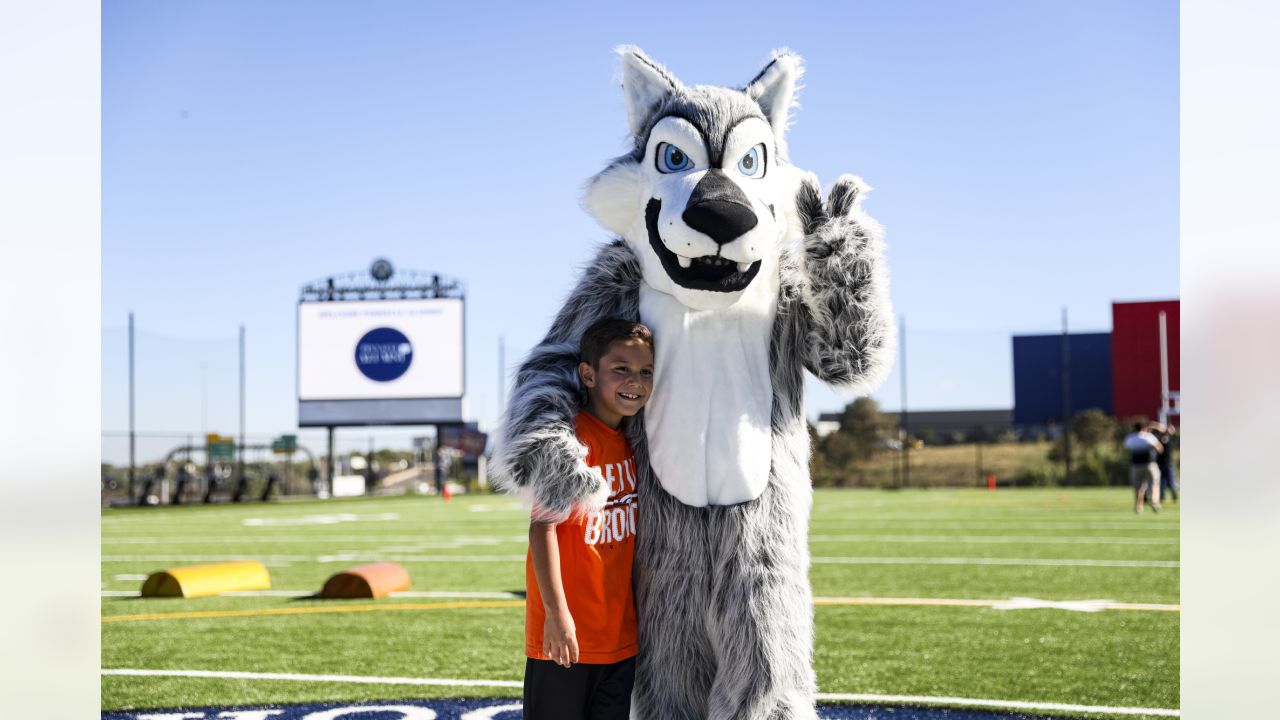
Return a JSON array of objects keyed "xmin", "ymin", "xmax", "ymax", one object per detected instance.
[{"xmin": 522, "ymin": 656, "xmax": 635, "ymax": 720}]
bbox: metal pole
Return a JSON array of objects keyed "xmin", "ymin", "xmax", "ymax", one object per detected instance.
[
  {"xmin": 1158, "ymin": 311, "xmax": 1170, "ymax": 425},
  {"xmin": 899, "ymin": 315, "xmax": 909, "ymax": 489},
  {"xmin": 326, "ymin": 425, "xmax": 336, "ymax": 497},
  {"xmin": 1061, "ymin": 307, "xmax": 1072, "ymax": 482},
  {"xmin": 238, "ymin": 324, "xmax": 245, "ymax": 485},
  {"xmin": 200, "ymin": 362, "xmax": 208, "ymax": 439},
  {"xmin": 976, "ymin": 438, "xmax": 983, "ymax": 485},
  {"xmin": 498, "ymin": 335, "xmax": 506, "ymax": 418},
  {"xmin": 128, "ymin": 311, "xmax": 136, "ymax": 502}
]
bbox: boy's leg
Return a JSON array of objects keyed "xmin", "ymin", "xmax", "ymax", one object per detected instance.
[
  {"xmin": 1150, "ymin": 465, "xmax": 1162, "ymax": 511},
  {"xmin": 586, "ymin": 656, "xmax": 636, "ymax": 720},
  {"xmin": 524, "ymin": 657, "xmax": 590, "ymax": 720}
]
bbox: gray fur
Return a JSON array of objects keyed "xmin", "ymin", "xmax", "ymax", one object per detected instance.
[
  {"xmin": 793, "ymin": 173, "xmax": 896, "ymax": 395},
  {"xmin": 491, "ymin": 49, "xmax": 895, "ymax": 718}
]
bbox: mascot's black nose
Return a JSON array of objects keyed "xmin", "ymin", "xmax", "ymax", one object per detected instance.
[{"xmin": 682, "ymin": 169, "xmax": 758, "ymax": 246}]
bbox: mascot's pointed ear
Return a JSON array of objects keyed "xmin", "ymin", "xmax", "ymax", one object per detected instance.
[
  {"xmin": 743, "ymin": 50, "xmax": 804, "ymax": 154},
  {"xmin": 616, "ymin": 45, "xmax": 681, "ymax": 137}
]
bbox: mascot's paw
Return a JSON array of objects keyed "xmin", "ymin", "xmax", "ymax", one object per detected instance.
[
  {"xmin": 825, "ymin": 174, "xmax": 870, "ymax": 219},
  {"xmin": 520, "ymin": 432, "xmax": 611, "ymax": 524},
  {"xmin": 796, "ymin": 173, "xmax": 874, "ymax": 260}
]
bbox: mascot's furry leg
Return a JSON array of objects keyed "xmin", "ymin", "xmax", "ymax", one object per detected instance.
[{"xmin": 631, "ymin": 472, "xmax": 817, "ymax": 720}]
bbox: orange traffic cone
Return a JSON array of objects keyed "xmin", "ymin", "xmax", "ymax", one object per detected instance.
[{"xmin": 442, "ymin": 483, "xmax": 452, "ymax": 501}]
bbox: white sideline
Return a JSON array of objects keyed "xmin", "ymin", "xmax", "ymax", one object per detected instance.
[
  {"xmin": 100, "ymin": 669, "xmax": 1178, "ymax": 716},
  {"xmin": 817, "ymin": 692, "xmax": 1179, "ymax": 716}
]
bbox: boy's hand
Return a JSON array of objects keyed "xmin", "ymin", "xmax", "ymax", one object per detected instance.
[{"xmin": 543, "ymin": 608, "xmax": 579, "ymax": 668}]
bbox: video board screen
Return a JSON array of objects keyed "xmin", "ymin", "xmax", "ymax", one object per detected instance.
[{"xmin": 297, "ymin": 298, "xmax": 464, "ymax": 426}]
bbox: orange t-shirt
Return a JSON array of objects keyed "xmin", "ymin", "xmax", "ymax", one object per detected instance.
[{"xmin": 525, "ymin": 410, "xmax": 638, "ymax": 664}]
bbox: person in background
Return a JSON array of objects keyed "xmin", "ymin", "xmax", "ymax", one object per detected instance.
[
  {"xmin": 1123, "ymin": 422, "xmax": 1163, "ymax": 514},
  {"xmin": 1154, "ymin": 424, "xmax": 1178, "ymax": 503}
]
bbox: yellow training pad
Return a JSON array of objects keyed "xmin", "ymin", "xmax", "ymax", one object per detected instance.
[{"xmin": 140, "ymin": 560, "xmax": 271, "ymax": 599}]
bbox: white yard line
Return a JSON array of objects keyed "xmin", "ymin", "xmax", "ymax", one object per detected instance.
[
  {"xmin": 100, "ymin": 533, "xmax": 1172, "ymax": 546},
  {"xmin": 811, "ymin": 556, "xmax": 1179, "ymax": 568},
  {"xmin": 99, "ymin": 589, "xmax": 1175, "ymax": 612},
  {"xmin": 101, "ymin": 668, "xmax": 522, "ymax": 689},
  {"xmin": 102, "ymin": 589, "xmax": 523, "ymax": 599},
  {"xmin": 813, "ymin": 596, "xmax": 1179, "ymax": 612},
  {"xmin": 808, "ymin": 521, "xmax": 1177, "ymax": 531},
  {"xmin": 102, "ymin": 555, "xmax": 315, "ymax": 563},
  {"xmin": 102, "ymin": 535, "xmax": 526, "ymax": 544},
  {"xmin": 101, "ymin": 554, "xmax": 526, "ymax": 563},
  {"xmin": 99, "ymin": 669, "xmax": 1178, "ymax": 716},
  {"xmin": 102, "ymin": 554, "xmax": 1175, "ymax": 567},
  {"xmin": 808, "ymin": 534, "xmax": 1176, "ymax": 545}
]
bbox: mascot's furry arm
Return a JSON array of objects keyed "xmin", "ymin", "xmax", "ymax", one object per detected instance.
[
  {"xmin": 489, "ymin": 240, "xmax": 642, "ymax": 522},
  {"xmin": 790, "ymin": 172, "xmax": 896, "ymax": 393}
]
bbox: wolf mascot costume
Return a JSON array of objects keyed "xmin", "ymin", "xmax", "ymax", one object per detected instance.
[{"xmin": 492, "ymin": 47, "xmax": 894, "ymax": 719}]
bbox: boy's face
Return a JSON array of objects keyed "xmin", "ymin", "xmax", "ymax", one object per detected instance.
[{"xmin": 579, "ymin": 338, "xmax": 654, "ymax": 425}]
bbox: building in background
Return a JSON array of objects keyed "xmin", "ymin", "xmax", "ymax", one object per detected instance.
[
  {"xmin": 814, "ymin": 409, "xmax": 1012, "ymax": 443},
  {"xmin": 815, "ymin": 300, "xmax": 1180, "ymax": 442},
  {"xmin": 1012, "ymin": 332, "xmax": 1114, "ymax": 437}
]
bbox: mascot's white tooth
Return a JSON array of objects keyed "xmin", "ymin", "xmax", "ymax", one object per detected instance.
[
  {"xmin": 737, "ymin": 262, "xmax": 751, "ymax": 272},
  {"xmin": 677, "ymin": 255, "xmax": 692, "ymax": 268}
]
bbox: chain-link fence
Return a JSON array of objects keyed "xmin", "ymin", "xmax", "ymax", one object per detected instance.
[{"xmin": 100, "ymin": 429, "xmax": 448, "ymax": 506}]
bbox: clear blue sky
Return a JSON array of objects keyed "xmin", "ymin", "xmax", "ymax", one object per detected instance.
[{"xmin": 102, "ymin": 0, "xmax": 1178, "ymax": 458}]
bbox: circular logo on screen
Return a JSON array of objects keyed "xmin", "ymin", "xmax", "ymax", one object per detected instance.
[{"xmin": 354, "ymin": 327, "xmax": 413, "ymax": 382}]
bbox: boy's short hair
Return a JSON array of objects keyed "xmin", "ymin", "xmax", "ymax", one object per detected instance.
[{"xmin": 579, "ymin": 318, "xmax": 653, "ymax": 367}]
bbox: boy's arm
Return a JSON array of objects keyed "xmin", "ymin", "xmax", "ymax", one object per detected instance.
[
  {"xmin": 529, "ymin": 521, "xmax": 578, "ymax": 667},
  {"xmin": 789, "ymin": 173, "xmax": 896, "ymax": 394},
  {"xmin": 490, "ymin": 240, "xmax": 643, "ymax": 522}
]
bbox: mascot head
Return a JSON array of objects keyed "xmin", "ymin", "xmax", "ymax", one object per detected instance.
[{"xmin": 584, "ymin": 47, "xmax": 805, "ymax": 311}]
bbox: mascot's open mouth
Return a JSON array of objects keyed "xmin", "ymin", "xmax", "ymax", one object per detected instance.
[{"xmin": 646, "ymin": 199, "xmax": 762, "ymax": 293}]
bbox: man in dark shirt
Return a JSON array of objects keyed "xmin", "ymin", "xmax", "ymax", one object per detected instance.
[{"xmin": 1155, "ymin": 426, "xmax": 1178, "ymax": 503}]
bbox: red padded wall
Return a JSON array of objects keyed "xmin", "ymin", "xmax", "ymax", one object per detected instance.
[{"xmin": 1111, "ymin": 300, "xmax": 1180, "ymax": 425}]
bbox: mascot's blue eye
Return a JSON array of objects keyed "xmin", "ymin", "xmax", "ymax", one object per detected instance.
[
  {"xmin": 737, "ymin": 144, "xmax": 765, "ymax": 177},
  {"xmin": 657, "ymin": 142, "xmax": 692, "ymax": 173}
]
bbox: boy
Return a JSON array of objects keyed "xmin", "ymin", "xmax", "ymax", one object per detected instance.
[{"xmin": 523, "ymin": 318, "xmax": 653, "ymax": 720}]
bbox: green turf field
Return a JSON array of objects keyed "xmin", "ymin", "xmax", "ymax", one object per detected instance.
[{"xmin": 101, "ymin": 488, "xmax": 1179, "ymax": 719}]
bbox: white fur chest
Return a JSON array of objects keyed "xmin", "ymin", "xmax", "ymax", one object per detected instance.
[{"xmin": 638, "ymin": 269, "xmax": 779, "ymax": 507}]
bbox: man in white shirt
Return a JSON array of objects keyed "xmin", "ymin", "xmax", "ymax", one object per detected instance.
[{"xmin": 1123, "ymin": 423, "xmax": 1165, "ymax": 513}]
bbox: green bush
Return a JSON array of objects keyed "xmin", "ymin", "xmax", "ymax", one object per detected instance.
[{"xmin": 1020, "ymin": 462, "xmax": 1058, "ymax": 487}]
